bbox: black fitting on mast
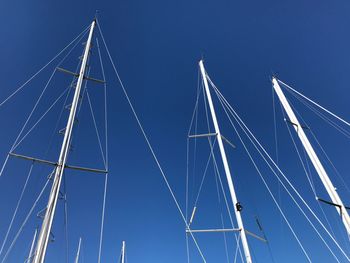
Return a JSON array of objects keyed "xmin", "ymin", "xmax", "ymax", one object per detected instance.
[{"xmin": 236, "ymin": 202, "xmax": 243, "ymax": 212}]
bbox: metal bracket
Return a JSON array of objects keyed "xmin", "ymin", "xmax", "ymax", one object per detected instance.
[
  {"xmin": 284, "ymin": 118, "xmax": 309, "ymax": 131},
  {"xmin": 317, "ymin": 197, "xmax": 350, "ymax": 211}
]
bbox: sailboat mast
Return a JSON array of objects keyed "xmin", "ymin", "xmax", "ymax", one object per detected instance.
[
  {"xmin": 32, "ymin": 20, "xmax": 96, "ymax": 263},
  {"xmin": 74, "ymin": 238, "xmax": 82, "ymax": 263},
  {"xmin": 199, "ymin": 60, "xmax": 252, "ymax": 263},
  {"xmin": 272, "ymin": 77, "xmax": 350, "ymax": 235},
  {"xmin": 121, "ymin": 241, "xmax": 126, "ymax": 263}
]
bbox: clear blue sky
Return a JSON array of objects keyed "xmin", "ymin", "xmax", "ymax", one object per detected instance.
[{"xmin": 1, "ymin": 0, "xmax": 350, "ymax": 262}]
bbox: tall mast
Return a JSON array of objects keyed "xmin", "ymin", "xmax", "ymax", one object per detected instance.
[
  {"xmin": 199, "ymin": 60, "xmax": 252, "ymax": 263},
  {"xmin": 121, "ymin": 241, "xmax": 126, "ymax": 263},
  {"xmin": 32, "ymin": 20, "xmax": 96, "ymax": 263},
  {"xmin": 74, "ymin": 238, "xmax": 82, "ymax": 263},
  {"xmin": 272, "ymin": 77, "xmax": 350, "ymax": 235}
]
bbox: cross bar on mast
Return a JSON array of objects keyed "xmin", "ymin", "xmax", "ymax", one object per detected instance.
[
  {"xmin": 199, "ymin": 60, "xmax": 252, "ymax": 263},
  {"xmin": 272, "ymin": 77, "xmax": 350, "ymax": 236},
  {"xmin": 32, "ymin": 20, "xmax": 96, "ymax": 263}
]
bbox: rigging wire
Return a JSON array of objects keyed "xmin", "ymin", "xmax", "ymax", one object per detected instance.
[
  {"xmin": 1, "ymin": 171, "xmax": 53, "ymax": 263},
  {"xmin": 0, "ymin": 28, "xmax": 90, "ymax": 177},
  {"xmin": 233, "ymin": 232, "xmax": 242, "ymax": 263},
  {"xmin": 287, "ymin": 94, "xmax": 350, "ymax": 194},
  {"xmin": 0, "ymin": 25, "xmax": 90, "ymax": 108},
  {"xmin": 0, "ymin": 162, "xmax": 35, "ymax": 257},
  {"xmin": 86, "ymin": 90, "xmax": 107, "ymax": 167},
  {"xmin": 201, "ymin": 79, "xmax": 244, "ymax": 262},
  {"xmin": 281, "ymin": 108, "xmax": 317, "ymax": 197},
  {"xmin": 96, "ymin": 37, "xmax": 109, "ymax": 263},
  {"xmin": 96, "ymin": 20, "xmax": 207, "ymax": 262},
  {"xmin": 214, "ymin": 88, "xmax": 313, "ymax": 263},
  {"xmin": 11, "ymin": 86, "xmax": 70, "ymax": 151},
  {"xmin": 185, "ymin": 139, "xmax": 191, "ymax": 263},
  {"xmin": 192, "ymin": 138, "xmax": 217, "ymax": 208},
  {"xmin": 271, "ymin": 86, "xmax": 285, "ymax": 243},
  {"xmin": 280, "ymin": 99, "xmax": 350, "ymax": 246},
  {"xmin": 311, "ymin": 129, "xmax": 350, "ymax": 193},
  {"xmin": 277, "ymin": 79, "xmax": 350, "ymax": 128},
  {"xmin": 42, "ymin": 52, "xmax": 83, "ymax": 161},
  {"xmin": 280, "ymin": 104, "xmax": 339, "ymax": 242},
  {"xmin": 213, "ymin": 152, "xmax": 230, "ymax": 263},
  {"xmin": 211, "ymin": 83, "xmax": 349, "ymax": 261},
  {"xmin": 186, "ymin": 68, "xmax": 202, "ymax": 263},
  {"xmin": 286, "ymin": 87, "xmax": 350, "ymax": 139}
]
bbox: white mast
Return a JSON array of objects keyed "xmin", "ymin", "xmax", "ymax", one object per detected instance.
[
  {"xmin": 272, "ymin": 77, "xmax": 350, "ymax": 235},
  {"xmin": 199, "ymin": 60, "xmax": 252, "ymax": 263},
  {"xmin": 121, "ymin": 241, "xmax": 126, "ymax": 263},
  {"xmin": 74, "ymin": 238, "xmax": 82, "ymax": 263},
  {"xmin": 32, "ymin": 20, "xmax": 96, "ymax": 263}
]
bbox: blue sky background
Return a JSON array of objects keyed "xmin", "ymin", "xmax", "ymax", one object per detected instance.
[{"xmin": 1, "ymin": 0, "xmax": 350, "ymax": 262}]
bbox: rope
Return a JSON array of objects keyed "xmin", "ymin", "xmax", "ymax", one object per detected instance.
[
  {"xmin": 0, "ymin": 25, "xmax": 90, "ymax": 108},
  {"xmin": 277, "ymin": 79, "xmax": 350, "ymax": 128},
  {"xmin": 1, "ymin": 172, "xmax": 52, "ymax": 263},
  {"xmin": 0, "ymin": 162, "xmax": 34, "ymax": 257},
  {"xmin": 96, "ymin": 20, "xmax": 207, "ymax": 262},
  {"xmin": 212, "ymin": 84, "xmax": 349, "ymax": 261}
]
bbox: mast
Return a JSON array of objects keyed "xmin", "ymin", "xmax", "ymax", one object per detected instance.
[
  {"xmin": 272, "ymin": 77, "xmax": 350, "ymax": 235},
  {"xmin": 121, "ymin": 241, "xmax": 126, "ymax": 263},
  {"xmin": 199, "ymin": 60, "xmax": 252, "ymax": 263},
  {"xmin": 74, "ymin": 238, "xmax": 82, "ymax": 263},
  {"xmin": 32, "ymin": 20, "xmax": 96, "ymax": 263}
]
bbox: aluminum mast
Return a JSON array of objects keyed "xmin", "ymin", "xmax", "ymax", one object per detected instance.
[
  {"xmin": 272, "ymin": 77, "xmax": 350, "ymax": 235},
  {"xmin": 199, "ymin": 60, "xmax": 252, "ymax": 263},
  {"xmin": 32, "ymin": 20, "xmax": 96, "ymax": 263},
  {"xmin": 74, "ymin": 238, "xmax": 82, "ymax": 263},
  {"xmin": 121, "ymin": 241, "xmax": 126, "ymax": 263}
]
